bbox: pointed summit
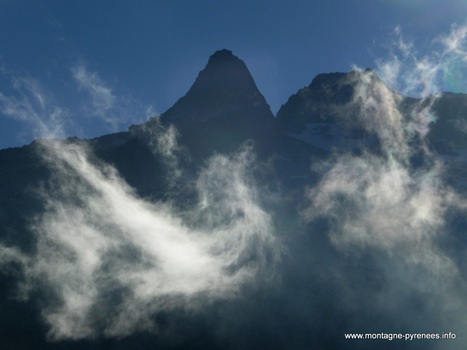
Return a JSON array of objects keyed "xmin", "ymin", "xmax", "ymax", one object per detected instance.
[
  {"xmin": 133, "ymin": 50, "xmax": 276, "ymax": 157},
  {"xmin": 193, "ymin": 49, "xmax": 257, "ymax": 94},
  {"xmin": 205, "ymin": 49, "xmax": 242, "ymax": 70},
  {"xmin": 160, "ymin": 49, "xmax": 273, "ymax": 126}
]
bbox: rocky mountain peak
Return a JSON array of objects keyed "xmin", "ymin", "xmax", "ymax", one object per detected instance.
[
  {"xmin": 158, "ymin": 49, "xmax": 273, "ymax": 126},
  {"xmin": 188, "ymin": 49, "xmax": 256, "ymax": 94},
  {"xmin": 131, "ymin": 50, "xmax": 276, "ymax": 157},
  {"xmin": 205, "ymin": 49, "xmax": 240, "ymax": 68}
]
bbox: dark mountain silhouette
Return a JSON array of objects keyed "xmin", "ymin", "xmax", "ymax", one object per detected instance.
[
  {"xmin": 131, "ymin": 49, "xmax": 277, "ymax": 159},
  {"xmin": 162, "ymin": 49, "xmax": 273, "ymax": 126},
  {"xmin": 1, "ymin": 50, "xmax": 467, "ymax": 350}
]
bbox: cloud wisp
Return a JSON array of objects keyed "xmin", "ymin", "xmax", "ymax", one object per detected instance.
[
  {"xmin": 132, "ymin": 118, "xmax": 187, "ymax": 181},
  {"xmin": 71, "ymin": 63, "xmax": 155, "ymax": 131},
  {"xmin": 305, "ymin": 75, "xmax": 465, "ymax": 281},
  {"xmin": 377, "ymin": 24, "xmax": 467, "ymax": 97},
  {"xmin": 0, "ymin": 128, "xmax": 279, "ymax": 340},
  {"xmin": 299, "ymin": 27, "xmax": 467, "ymax": 344},
  {"xmin": 0, "ymin": 74, "xmax": 69, "ymax": 142},
  {"xmin": 306, "ymin": 25, "xmax": 467, "ymax": 272},
  {"xmin": 0, "ymin": 55, "xmax": 280, "ymax": 342},
  {"xmin": 0, "ymin": 61, "xmax": 155, "ymax": 148},
  {"xmin": 72, "ymin": 65, "xmax": 116, "ymax": 124}
]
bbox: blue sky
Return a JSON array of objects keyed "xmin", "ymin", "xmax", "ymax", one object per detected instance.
[{"xmin": 1, "ymin": 0, "xmax": 467, "ymax": 149}]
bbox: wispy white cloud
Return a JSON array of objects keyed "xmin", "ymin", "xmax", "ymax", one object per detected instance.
[
  {"xmin": 437, "ymin": 24, "xmax": 467, "ymax": 56},
  {"xmin": 302, "ymin": 28, "xmax": 467, "ymax": 336},
  {"xmin": 71, "ymin": 63, "xmax": 155, "ymax": 130},
  {"xmin": 0, "ymin": 136, "xmax": 280, "ymax": 340},
  {"xmin": 305, "ymin": 65, "xmax": 466, "ymax": 271},
  {"xmin": 0, "ymin": 74, "xmax": 68, "ymax": 141},
  {"xmin": 376, "ymin": 23, "xmax": 467, "ymax": 96},
  {"xmin": 0, "ymin": 55, "xmax": 281, "ymax": 340},
  {"xmin": 0, "ymin": 61, "xmax": 155, "ymax": 147},
  {"xmin": 305, "ymin": 25, "xmax": 467, "ymax": 275},
  {"xmin": 306, "ymin": 152, "xmax": 460, "ymax": 272},
  {"xmin": 72, "ymin": 64, "xmax": 116, "ymax": 124},
  {"xmin": 133, "ymin": 118, "xmax": 187, "ymax": 180}
]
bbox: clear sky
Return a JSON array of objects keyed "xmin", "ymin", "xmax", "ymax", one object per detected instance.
[{"xmin": 1, "ymin": 0, "xmax": 467, "ymax": 149}]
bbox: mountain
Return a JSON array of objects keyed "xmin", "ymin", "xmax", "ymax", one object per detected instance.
[
  {"xmin": 131, "ymin": 49, "xmax": 277, "ymax": 159},
  {"xmin": 1, "ymin": 50, "xmax": 467, "ymax": 350},
  {"xmin": 277, "ymin": 69, "xmax": 404, "ymax": 155},
  {"xmin": 161, "ymin": 49, "xmax": 273, "ymax": 126},
  {"xmin": 277, "ymin": 68, "xmax": 467, "ymax": 190}
]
